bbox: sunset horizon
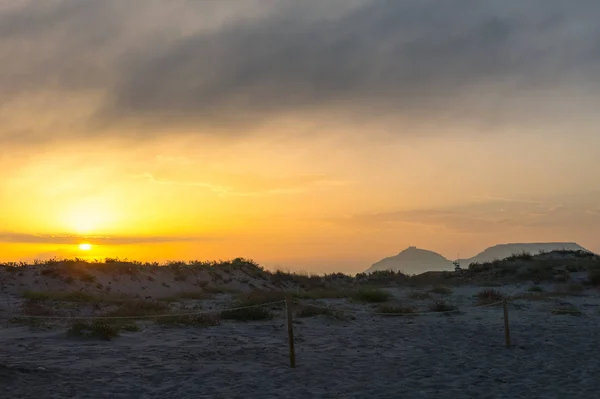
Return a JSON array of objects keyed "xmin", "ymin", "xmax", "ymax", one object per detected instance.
[{"xmin": 2, "ymin": 0, "xmax": 600, "ymax": 274}]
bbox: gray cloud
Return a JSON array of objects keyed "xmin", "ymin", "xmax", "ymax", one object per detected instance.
[
  {"xmin": 2, "ymin": 0, "xmax": 600, "ymax": 141},
  {"xmin": 129, "ymin": 172, "xmax": 350, "ymax": 196},
  {"xmin": 331, "ymin": 196, "xmax": 600, "ymax": 233},
  {"xmin": 0, "ymin": 232, "xmax": 206, "ymax": 245}
]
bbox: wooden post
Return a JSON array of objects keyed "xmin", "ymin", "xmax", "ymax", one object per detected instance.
[
  {"xmin": 503, "ymin": 299, "xmax": 511, "ymax": 348},
  {"xmin": 285, "ymin": 295, "xmax": 296, "ymax": 368}
]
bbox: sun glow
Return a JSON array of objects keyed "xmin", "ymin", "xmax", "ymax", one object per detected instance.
[
  {"xmin": 62, "ymin": 201, "xmax": 117, "ymax": 234},
  {"xmin": 79, "ymin": 243, "xmax": 92, "ymax": 251}
]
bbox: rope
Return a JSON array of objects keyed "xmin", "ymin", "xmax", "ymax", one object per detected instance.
[
  {"xmin": 293, "ymin": 300, "xmax": 505, "ymax": 316},
  {"xmin": 7, "ymin": 300, "xmax": 286, "ymax": 321}
]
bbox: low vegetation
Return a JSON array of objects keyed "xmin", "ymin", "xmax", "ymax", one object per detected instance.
[
  {"xmin": 220, "ymin": 307, "xmax": 272, "ymax": 321},
  {"xmin": 20, "ymin": 299, "xmax": 60, "ymax": 316},
  {"xmin": 22, "ymin": 291, "xmax": 97, "ymax": 302},
  {"xmin": 408, "ymin": 291, "xmax": 431, "ymax": 300},
  {"xmin": 67, "ymin": 321, "xmax": 122, "ymax": 340},
  {"xmin": 155, "ymin": 314, "xmax": 220, "ymax": 328},
  {"xmin": 476, "ymin": 289, "xmax": 505, "ymax": 305},
  {"xmin": 566, "ymin": 283, "xmax": 585, "ymax": 294},
  {"xmin": 352, "ymin": 288, "xmax": 391, "ymax": 303},
  {"xmin": 377, "ymin": 304, "xmax": 415, "ymax": 315},
  {"xmin": 429, "ymin": 286, "xmax": 452, "ymax": 295},
  {"xmin": 159, "ymin": 291, "xmax": 215, "ymax": 302},
  {"xmin": 528, "ymin": 286, "xmax": 545, "ymax": 293},
  {"xmin": 552, "ymin": 307, "xmax": 583, "ymax": 316},
  {"xmin": 295, "ymin": 304, "xmax": 342, "ymax": 319},
  {"xmin": 428, "ymin": 301, "xmax": 457, "ymax": 313},
  {"xmin": 102, "ymin": 299, "xmax": 170, "ymax": 318}
]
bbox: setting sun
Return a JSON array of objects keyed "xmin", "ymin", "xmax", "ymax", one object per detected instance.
[{"xmin": 79, "ymin": 243, "xmax": 92, "ymax": 251}]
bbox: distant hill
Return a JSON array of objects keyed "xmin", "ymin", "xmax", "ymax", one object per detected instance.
[
  {"xmin": 458, "ymin": 242, "xmax": 590, "ymax": 267},
  {"xmin": 365, "ymin": 246, "xmax": 454, "ymax": 275}
]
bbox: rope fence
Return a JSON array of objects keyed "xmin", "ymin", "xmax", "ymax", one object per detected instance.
[
  {"xmin": 4, "ymin": 300, "xmax": 287, "ymax": 320},
  {"xmin": 2, "ymin": 296, "xmax": 583, "ymax": 368}
]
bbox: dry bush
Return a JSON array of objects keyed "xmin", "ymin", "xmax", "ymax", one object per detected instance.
[
  {"xmin": 566, "ymin": 283, "xmax": 585, "ymax": 294},
  {"xmin": 103, "ymin": 300, "xmax": 170, "ymax": 318},
  {"xmin": 220, "ymin": 307, "xmax": 272, "ymax": 321},
  {"xmin": 67, "ymin": 321, "xmax": 121, "ymax": 340},
  {"xmin": 476, "ymin": 289, "xmax": 505, "ymax": 305},
  {"xmin": 352, "ymin": 288, "xmax": 391, "ymax": 303},
  {"xmin": 293, "ymin": 289, "xmax": 354, "ymax": 300},
  {"xmin": 20, "ymin": 299, "xmax": 60, "ymax": 316},
  {"xmin": 235, "ymin": 290, "xmax": 287, "ymax": 306},
  {"xmin": 528, "ymin": 286, "xmax": 545, "ymax": 293},
  {"xmin": 295, "ymin": 305, "xmax": 342, "ymax": 319},
  {"xmin": 551, "ymin": 307, "xmax": 583, "ymax": 316},
  {"xmin": 21, "ymin": 291, "xmax": 108, "ymax": 303},
  {"xmin": 377, "ymin": 304, "xmax": 415, "ymax": 315},
  {"xmin": 429, "ymin": 286, "xmax": 452, "ymax": 295},
  {"xmin": 408, "ymin": 291, "xmax": 431, "ymax": 300},
  {"xmin": 160, "ymin": 291, "xmax": 215, "ymax": 302},
  {"xmin": 156, "ymin": 313, "xmax": 220, "ymax": 327},
  {"xmin": 428, "ymin": 301, "xmax": 457, "ymax": 313}
]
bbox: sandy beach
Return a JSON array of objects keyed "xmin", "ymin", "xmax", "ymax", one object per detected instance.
[{"xmin": 2, "ymin": 263, "xmax": 600, "ymax": 399}]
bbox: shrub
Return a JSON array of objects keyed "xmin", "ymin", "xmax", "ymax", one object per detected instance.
[
  {"xmin": 528, "ymin": 286, "xmax": 545, "ymax": 293},
  {"xmin": 160, "ymin": 291, "xmax": 214, "ymax": 302},
  {"xmin": 588, "ymin": 270, "xmax": 600, "ymax": 286},
  {"xmin": 295, "ymin": 305, "xmax": 339, "ymax": 319},
  {"xmin": 220, "ymin": 307, "xmax": 272, "ymax": 321},
  {"xmin": 293, "ymin": 289, "xmax": 353, "ymax": 300},
  {"xmin": 476, "ymin": 289, "xmax": 505, "ymax": 305},
  {"xmin": 103, "ymin": 300, "xmax": 170, "ymax": 317},
  {"xmin": 352, "ymin": 288, "xmax": 391, "ymax": 303},
  {"xmin": 79, "ymin": 274, "xmax": 96, "ymax": 283},
  {"xmin": 120, "ymin": 323, "xmax": 142, "ymax": 332},
  {"xmin": 429, "ymin": 286, "xmax": 452, "ymax": 295},
  {"xmin": 20, "ymin": 300, "xmax": 59, "ymax": 316},
  {"xmin": 377, "ymin": 304, "xmax": 415, "ymax": 315},
  {"xmin": 21, "ymin": 291, "xmax": 101, "ymax": 303},
  {"xmin": 428, "ymin": 301, "xmax": 457, "ymax": 313},
  {"xmin": 67, "ymin": 321, "xmax": 121, "ymax": 340},
  {"xmin": 506, "ymin": 251, "xmax": 533, "ymax": 261},
  {"xmin": 156, "ymin": 314, "xmax": 220, "ymax": 327},
  {"xmin": 566, "ymin": 283, "xmax": 585, "ymax": 294},
  {"xmin": 552, "ymin": 307, "xmax": 583, "ymax": 316},
  {"xmin": 481, "ymin": 281, "xmax": 502, "ymax": 287},
  {"xmin": 235, "ymin": 290, "xmax": 287, "ymax": 306},
  {"xmin": 408, "ymin": 291, "xmax": 431, "ymax": 300}
]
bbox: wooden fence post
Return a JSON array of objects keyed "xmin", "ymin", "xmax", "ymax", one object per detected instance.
[
  {"xmin": 503, "ymin": 299, "xmax": 511, "ymax": 348},
  {"xmin": 285, "ymin": 295, "xmax": 296, "ymax": 368}
]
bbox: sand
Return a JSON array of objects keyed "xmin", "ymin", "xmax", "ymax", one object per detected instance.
[{"xmin": 2, "ymin": 282, "xmax": 600, "ymax": 399}]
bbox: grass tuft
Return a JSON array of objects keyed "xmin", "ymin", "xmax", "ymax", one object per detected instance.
[
  {"xmin": 295, "ymin": 305, "xmax": 342, "ymax": 319},
  {"xmin": 428, "ymin": 301, "xmax": 457, "ymax": 313},
  {"xmin": 156, "ymin": 314, "xmax": 220, "ymax": 327},
  {"xmin": 352, "ymin": 288, "xmax": 391, "ymax": 303},
  {"xmin": 377, "ymin": 304, "xmax": 415, "ymax": 315},
  {"xmin": 220, "ymin": 307, "xmax": 272, "ymax": 321},
  {"xmin": 67, "ymin": 321, "xmax": 121, "ymax": 340},
  {"xmin": 408, "ymin": 291, "xmax": 431, "ymax": 300},
  {"xmin": 528, "ymin": 286, "xmax": 545, "ymax": 293},
  {"xmin": 102, "ymin": 300, "xmax": 170, "ymax": 318},
  {"xmin": 476, "ymin": 289, "xmax": 505, "ymax": 305},
  {"xmin": 429, "ymin": 286, "xmax": 453, "ymax": 295}
]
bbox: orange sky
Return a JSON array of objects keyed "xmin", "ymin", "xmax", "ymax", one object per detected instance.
[{"xmin": 1, "ymin": 1, "xmax": 600, "ymax": 273}]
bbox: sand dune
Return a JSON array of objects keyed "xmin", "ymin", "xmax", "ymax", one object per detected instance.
[{"xmin": 2, "ymin": 258, "xmax": 600, "ymax": 398}]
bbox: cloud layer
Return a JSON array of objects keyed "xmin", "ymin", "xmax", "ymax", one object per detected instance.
[{"xmin": 2, "ymin": 0, "xmax": 600, "ymax": 144}]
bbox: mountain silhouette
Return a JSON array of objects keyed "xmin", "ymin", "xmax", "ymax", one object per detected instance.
[
  {"xmin": 365, "ymin": 246, "xmax": 453, "ymax": 275},
  {"xmin": 367, "ymin": 242, "xmax": 592, "ymax": 275},
  {"xmin": 458, "ymin": 242, "xmax": 590, "ymax": 267}
]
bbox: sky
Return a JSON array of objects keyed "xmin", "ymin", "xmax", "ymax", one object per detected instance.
[{"xmin": 1, "ymin": 0, "xmax": 600, "ymax": 273}]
